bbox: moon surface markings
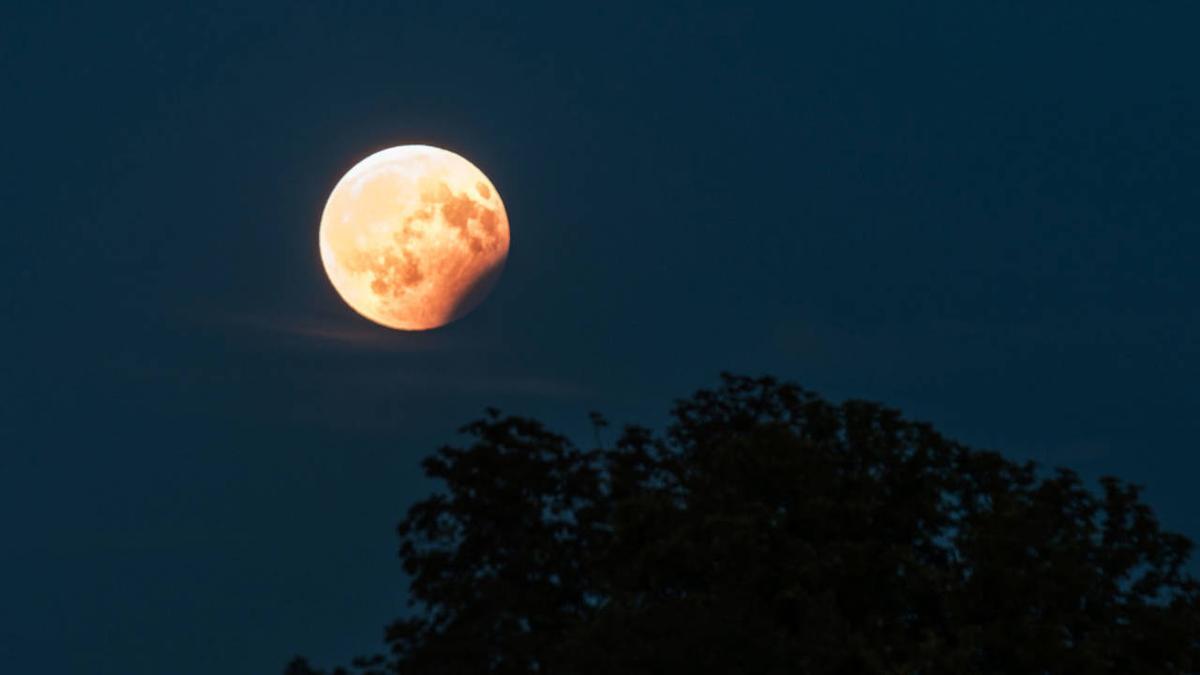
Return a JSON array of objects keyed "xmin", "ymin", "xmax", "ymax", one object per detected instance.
[{"xmin": 435, "ymin": 183, "xmax": 500, "ymax": 254}]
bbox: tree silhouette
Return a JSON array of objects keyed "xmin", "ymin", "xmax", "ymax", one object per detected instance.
[{"xmin": 288, "ymin": 374, "xmax": 1200, "ymax": 674}]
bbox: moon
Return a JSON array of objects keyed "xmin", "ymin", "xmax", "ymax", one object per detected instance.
[{"xmin": 319, "ymin": 145, "xmax": 510, "ymax": 331}]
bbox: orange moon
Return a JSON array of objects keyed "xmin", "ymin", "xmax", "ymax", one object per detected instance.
[{"xmin": 319, "ymin": 145, "xmax": 510, "ymax": 331}]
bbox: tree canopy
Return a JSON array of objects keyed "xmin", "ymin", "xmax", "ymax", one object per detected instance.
[{"xmin": 287, "ymin": 374, "xmax": 1200, "ymax": 674}]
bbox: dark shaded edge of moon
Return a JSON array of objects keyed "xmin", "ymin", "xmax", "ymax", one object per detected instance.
[{"xmin": 447, "ymin": 256, "xmax": 507, "ymax": 324}]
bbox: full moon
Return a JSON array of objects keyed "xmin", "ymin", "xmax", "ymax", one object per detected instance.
[{"xmin": 319, "ymin": 145, "xmax": 510, "ymax": 331}]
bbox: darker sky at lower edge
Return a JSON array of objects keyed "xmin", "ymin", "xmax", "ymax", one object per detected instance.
[{"xmin": 2, "ymin": 2, "xmax": 1199, "ymax": 673}]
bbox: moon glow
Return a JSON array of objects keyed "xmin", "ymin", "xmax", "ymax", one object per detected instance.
[{"xmin": 319, "ymin": 145, "xmax": 510, "ymax": 331}]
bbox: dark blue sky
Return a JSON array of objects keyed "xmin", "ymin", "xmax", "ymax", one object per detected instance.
[{"xmin": 3, "ymin": 2, "xmax": 1198, "ymax": 673}]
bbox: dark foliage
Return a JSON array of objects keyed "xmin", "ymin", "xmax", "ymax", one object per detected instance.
[{"xmin": 292, "ymin": 374, "xmax": 1200, "ymax": 674}]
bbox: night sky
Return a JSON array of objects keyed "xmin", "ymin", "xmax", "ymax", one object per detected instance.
[{"xmin": 3, "ymin": 2, "xmax": 1199, "ymax": 673}]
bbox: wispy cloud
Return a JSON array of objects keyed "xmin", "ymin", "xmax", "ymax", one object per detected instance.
[{"xmin": 211, "ymin": 310, "xmax": 472, "ymax": 352}]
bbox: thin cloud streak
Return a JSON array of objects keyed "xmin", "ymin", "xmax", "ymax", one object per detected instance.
[{"xmin": 211, "ymin": 311, "xmax": 478, "ymax": 353}]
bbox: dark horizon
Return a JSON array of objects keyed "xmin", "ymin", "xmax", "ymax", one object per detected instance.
[{"xmin": 3, "ymin": 2, "xmax": 1199, "ymax": 673}]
